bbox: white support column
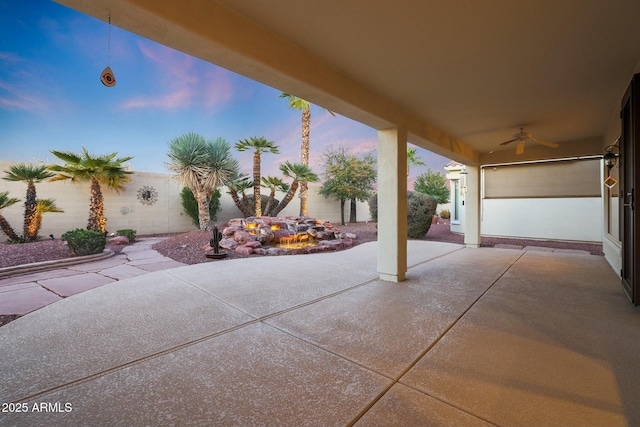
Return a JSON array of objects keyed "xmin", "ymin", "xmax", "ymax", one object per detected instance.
[
  {"xmin": 464, "ymin": 165, "xmax": 481, "ymax": 248},
  {"xmin": 377, "ymin": 128, "xmax": 408, "ymax": 282}
]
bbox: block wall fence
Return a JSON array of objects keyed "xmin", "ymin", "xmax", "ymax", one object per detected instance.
[{"xmin": 0, "ymin": 161, "xmax": 371, "ymax": 242}]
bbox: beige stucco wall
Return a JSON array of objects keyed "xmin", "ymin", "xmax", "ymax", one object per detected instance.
[{"xmin": 0, "ymin": 161, "xmax": 371, "ymax": 242}]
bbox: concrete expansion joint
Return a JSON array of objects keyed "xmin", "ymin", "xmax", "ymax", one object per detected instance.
[{"xmin": 36, "ymin": 283, "xmax": 65, "ymax": 299}]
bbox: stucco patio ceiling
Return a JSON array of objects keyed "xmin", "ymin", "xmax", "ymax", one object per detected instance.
[{"xmin": 57, "ymin": 0, "xmax": 640, "ymax": 164}]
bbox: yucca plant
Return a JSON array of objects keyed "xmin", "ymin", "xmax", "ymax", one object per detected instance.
[{"xmin": 167, "ymin": 133, "xmax": 239, "ymax": 230}]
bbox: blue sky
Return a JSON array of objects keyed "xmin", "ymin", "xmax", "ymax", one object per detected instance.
[{"xmin": 0, "ymin": 0, "xmax": 451, "ymax": 185}]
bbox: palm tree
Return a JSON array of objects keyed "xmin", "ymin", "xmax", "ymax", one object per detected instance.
[
  {"xmin": 280, "ymin": 92, "xmax": 334, "ymax": 216},
  {"xmin": 167, "ymin": 133, "xmax": 239, "ymax": 230},
  {"xmin": 227, "ymin": 175, "xmax": 254, "ymax": 217},
  {"xmin": 407, "ymin": 147, "xmax": 426, "ymax": 177},
  {"xmin": 48, "ymin": 147, "xmax": 133, "ymax": 234},
  {"xmin": 270, "ymin": 162, "xmax": 319, "ymax": 216},
  {"xmin": 3, "ymin": 163, "xmax": 55, "ymax": 241},
  {"xmin": 33, "ymin": 198, "xmax": 64, "ymax": 238},
  {"xmin": 261, "ymin": 176, "xmax": 289, "ymax": 216},
  {"xmin": 0, "ymin": 191, "xmax": 21, "ymax": 242},
  {"xmin": 235, "ymin": 136, "xmax": 279, "ymax": 217}
]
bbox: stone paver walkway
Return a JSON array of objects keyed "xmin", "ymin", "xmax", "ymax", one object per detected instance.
[{"xmin": 0, "ymin": 237, "xmax": 186, "ymax": 316}]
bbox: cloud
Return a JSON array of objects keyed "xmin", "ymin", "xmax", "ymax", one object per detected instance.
[
  {"xmin": 120, "ymin": 41, "xmax": 234, "ymax": 112},
  {"xmin": 0, "ymin": 80, "xmax": 50, "ymax": 112}
]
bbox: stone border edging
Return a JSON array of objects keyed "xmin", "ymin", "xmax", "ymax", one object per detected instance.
[{"xmin": 0, "ymin": 249, "xmax": 115, "ymax": 280}]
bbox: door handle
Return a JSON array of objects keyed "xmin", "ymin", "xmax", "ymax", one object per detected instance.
[{"xmin": 625, "ymin": 189, "xmax": 635, "ymax": 209}]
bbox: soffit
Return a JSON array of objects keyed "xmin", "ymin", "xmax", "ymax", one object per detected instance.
[{"xmin": 216, "ymin": 0, "xmax": 640, "ymax": 155}]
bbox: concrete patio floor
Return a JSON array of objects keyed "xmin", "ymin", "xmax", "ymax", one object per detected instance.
[{"xmin": 1, "ymin": 240, "xmax": 639, "ymax": 426}]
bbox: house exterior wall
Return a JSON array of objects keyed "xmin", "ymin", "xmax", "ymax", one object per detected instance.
[
  {"xmin": 0, "ymin": 161, "xmax": 370, "ymax": 242},
  {"xmin": 448, "ymin": 159, "xmax": 604, "ymax": 243},
  {"xmin": 480, "ymin": 159, "xmax": 602, "ymax": 243},
  {"xmin": 481, "ymin": 197, "xmax": 602, "ymax": 242}
]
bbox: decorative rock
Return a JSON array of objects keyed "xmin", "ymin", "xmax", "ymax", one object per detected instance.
[
  {"xmin": 252, "ymin": 248, "xmax": 267, "ymax": 255},
  {"xmin": 233, "ymin": 230, "xmax": 254, "ymax": 245},
  {"xmin": 227, "ymin": 218, "xmax": 245, "ymax": 227},
  {"xmin": 107, "ymin": 235, "xmax": 129, "ymax": 245},
  {"xmin": 222, "ymin": 225, "xmax": 242, "ymax": 237},
  {"xmin": 266, "ymin": 247, "xmax": 289, "ymax": 256},
  {"xmin": 257, "ymin": 234, "xmax": 274, "ymax": 246},
  {"xmin": 219, "ymin": 239, "xmax": 238, "ymax": 250},
  {"xmin": 245, "ymin": 241, "xmax": 262, "ymax": 249},
  {"xmin": 344, "ymin": 232, "xmax": 357, "ymax": 239},
  {"xmin": 235, "ymin": 245, "xmax": 254, "ymax": 255}
]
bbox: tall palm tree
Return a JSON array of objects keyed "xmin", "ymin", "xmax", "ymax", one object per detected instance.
[
  {"xmin": 3, "ymin": 163, "xmax": 55, "ymax": 241},
  {"xmin": 235, "ymin": 136, "xmax": 279, "ymax": 217},
  {"xmin": 261, "ymin": 176, "xmax": 289, "ymax": 216},
  {"xmin": 271, "ymin": 161, "xmax": 319, "ymax": 216},
  {"xmin": 48, "ymin": 147, "xmax": 133, "ymax": 234},
  {"xmin": 280, "ymin": 92, "xmax": 334, "ymax": 216},
  {"xmin": 407, "ymin": 147, "xmax": 425, "ymax": 177},
  {"xmin": 0, "ymin": 191, "xmax": 21, "ymax": 242},
  {"xmin": 33, "ymin": 198, "xmax": 64, "ymax": 238},
  {"xmin": 167, "ymin": 133, "xmax": 239, "ymax": 230}
]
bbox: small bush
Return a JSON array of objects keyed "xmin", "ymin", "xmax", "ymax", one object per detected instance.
[
  {"xmin": 181, "ymin": 187, "xmax": 221, "ymax": 228},
  {"xmin": 62, "ymin": 228, "xmax": 106, "ymax": 256},
  {"xmin": 116, "ymin": 229, "xmax": 136, "ymax": 242},
  {"xmin": 440, "ymin": 209, "xmax": 451, "ymax": 219},
  {"xmin": 368, "ymin": 191, "xmax": 437, "ymax": 238}
]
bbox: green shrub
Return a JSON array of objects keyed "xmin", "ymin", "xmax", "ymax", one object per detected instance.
[
  {"xmin": 116, "ymin": 229, "xmax": 136, "ymax": 242},
  {"xmin": 440, "ymin": 209, "xmax": 451, "ymax": 219},
  {"xmin": 368, "ymin": 191, "xmax": 437, "ymax": 238},
  {"xmin": 62, "ymin": 228, "xmax": 106, "ymax": 256},
  {"xmin": 181, "ymin": 187, "xmax": 221, "ymax": 228},
  {"xmin": 407, "ymin": 191, "xmax": 437, "ymax": 238}
]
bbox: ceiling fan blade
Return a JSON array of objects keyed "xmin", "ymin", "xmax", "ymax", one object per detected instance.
[
  {"xmin": 499, "ymin": 138, "xmax": 518, "ymax": 146},
  {"xmin": 532, "ymin": 138, "xmax": 559, "ymax": 148},
  {"xmin": 516, "ymin": 140, "xmax": 526, "ymax": 155}
]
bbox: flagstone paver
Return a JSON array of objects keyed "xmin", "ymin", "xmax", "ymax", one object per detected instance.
[{"xmin": 0, "ymin": 237, "xmax": 186, "ymax": 316}]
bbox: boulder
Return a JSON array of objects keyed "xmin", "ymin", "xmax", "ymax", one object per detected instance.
[
  {"xmin": 245, "ymin": 241, "xmax": 262, "ymax": 249},
  {"xmin": 233, "ymin": 230, "xmax": 254, "ymax": 245},
  {"xmin": 235, "ymin": 245, "xmax": 254, "ymax": 255},
  {"xmin": 107, "ymin": 235, "xmax": 129, "ymax": 245},
  {"xmin": 219, "ymin": 239, "xmax": 238, "ymax": 250},
  {"xmin": 252, "ymin": 248, "xmax": 267, "ymax": 255},
  {"xmin": 227, "ymin": 218, "xmax": 245, "ymax": 227},
  {"xmin": 266, "ymin": 247, "xmax": 289, "ymax": 256},
  {"xmin": 222, "ymin": 225, "xmax": 242, "ymax": 237}
]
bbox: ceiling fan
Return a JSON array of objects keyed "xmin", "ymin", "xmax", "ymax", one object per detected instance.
[{"xmin": 499, "ymin": 126, "xmax": 559, "ymax": 155}]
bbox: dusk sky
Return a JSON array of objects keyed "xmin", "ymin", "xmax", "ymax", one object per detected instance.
[{"xmin": 0, "ymin": 0, "xmax": 451, "ymax": 185}]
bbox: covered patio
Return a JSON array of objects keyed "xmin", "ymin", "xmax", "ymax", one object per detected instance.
[
  {"xmin": 1, "ymin": 241, "xmax": 640, "ymax": 425},
  {"xmin": 3, "ymin": 0, "xmax": 640, "ymax": 424}
]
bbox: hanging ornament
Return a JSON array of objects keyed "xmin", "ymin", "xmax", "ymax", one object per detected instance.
[{"xmin": 101, "ymin": 12, "xmax": 116, "ymax": 87}]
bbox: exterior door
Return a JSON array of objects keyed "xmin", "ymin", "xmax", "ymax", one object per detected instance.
[{"xmin": 621, "ymin": 74, "xmax": 640, "ymax": 305}]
